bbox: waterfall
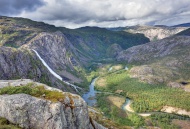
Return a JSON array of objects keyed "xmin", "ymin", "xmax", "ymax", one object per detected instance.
[
  {"xmin": 32, "ymin": 49, "xmax": 62, "ymax": 81},
  {"xmin": 32, "ymin": 49, "xmax": 82, "ymax": 92}
]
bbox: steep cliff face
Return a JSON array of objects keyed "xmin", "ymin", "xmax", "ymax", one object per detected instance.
[
  {"xmin": 0, "ymin": 46, "xmax": 79, "ymax": 92},
  {"xmin": 0, "ymin": 47, "xmax": 49, "ymax": 81},
  {"xmin": 124, "ymin": 25, "xmax": 188, "ymax": 41},
  {"xmin": 116, "ymin": 36, "xmax": 190, "ymax": 85},
  {"xmin": 0, "ymin": 79, "xmax": 106, "ymax": 129},
  {"xmin": 23, "ymin": 31, "xmax": 85, "ymax": 83}
]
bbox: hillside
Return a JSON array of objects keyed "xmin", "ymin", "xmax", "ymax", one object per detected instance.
[{"xmin": 116, "ymin": 35, "xmax": 190, "ymax": 88}]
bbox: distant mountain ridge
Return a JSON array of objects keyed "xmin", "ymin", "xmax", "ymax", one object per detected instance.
[
  {"xmin": 107, "ymin": 24, "xmax": 189, "ymax": 41},
  {"xmin": 123, "ymin": 25, "xmax": 188, "ymax": 41},
  {"xmin": 172, "ymin": 23, "xmax": 190, "ymax": 27}
]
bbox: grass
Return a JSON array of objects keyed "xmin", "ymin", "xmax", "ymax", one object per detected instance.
[
  {"xmin": 0, "ymin": 117, "xmax": 21, "ymax": 129},
  {"xmin": 0, "ymin": 83, "xmax": 65, "ymax": 102}
]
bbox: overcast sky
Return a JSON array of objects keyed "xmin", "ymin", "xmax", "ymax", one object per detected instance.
[{"xmin": 1, "ymin": 0, "xmax": 190, "ymax": 28}]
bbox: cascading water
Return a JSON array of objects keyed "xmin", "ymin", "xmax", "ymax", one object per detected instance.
[{"xmin": 32, "ymin": 49, "xmax": 82, "ymax": 92}]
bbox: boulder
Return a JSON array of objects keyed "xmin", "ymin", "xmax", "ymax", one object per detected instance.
[
  {"xmin": 0, "ymin": 79, "xmax": 106, "ymax": 129},
  {"xmin": 167, "ymin": 82, "xmax": 183, "ymax": 88}
]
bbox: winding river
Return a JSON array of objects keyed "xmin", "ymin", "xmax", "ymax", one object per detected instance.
[
  {"xmin": 83, "ymin": 66, "xmax": 129, "ymax": 106},
  {"xmin": 81, "ymin": 66, "xmax": 190, "ymax": 117}
]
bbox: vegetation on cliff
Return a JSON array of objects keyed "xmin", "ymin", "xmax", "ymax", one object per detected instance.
[{"xmin": 0, "ymin": 83, "xmax": 68, "ymax": 102}]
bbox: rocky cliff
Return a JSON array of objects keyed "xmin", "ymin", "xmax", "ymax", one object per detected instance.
[
  {"xmin": 0, "ymin": 79, "xmax": 106, "ymax": 129},
  {"xmin": 0, "ymin": 46, "xmax": 83, "ymax": 92},
  {"xmin": 23, "ymin": 31, "xmax": 84, "ymax": 84},
  {"xmin": 0, "ymin": 47, "xmax": 50, "ymax": 82},
  {"xmin": 124, "ymin": 25, "xmax": 188, "ymax": 41}
]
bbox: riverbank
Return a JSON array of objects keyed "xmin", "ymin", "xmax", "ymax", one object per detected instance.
[
  {"xmin": 161, "ymin": 106, "xmax": 190, "ymax": 116},
  {"xmin": 122, "ymin": 98, "xmax": 190, "ymax": 117},
  {"xmin": 122, "ymin": 98, "xmax": 152, "ymax": 117}
]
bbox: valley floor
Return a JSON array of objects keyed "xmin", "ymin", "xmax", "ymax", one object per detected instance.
[{"xmin": 84, "ymin": 64, "xmax": 190, "ymax": 129}]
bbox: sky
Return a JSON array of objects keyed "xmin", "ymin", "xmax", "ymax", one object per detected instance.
[{"xmin": 1, "ymin": 0, "xmax": 190, "ymax": 28}]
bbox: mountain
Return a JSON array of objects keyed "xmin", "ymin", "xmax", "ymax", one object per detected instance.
[
  {"xmin": 116, "ymin": 34, "xmax": 190, "ymax": 87},
  {"xmin": 0, "ymin": 16, "xmax": 149, "ymax": 92},
  {"xmin": 63, "ymin": 26, "xmax": 149, "ymax": 59},
  {"xmin": 172, "ymin": 23, "xmax": 190, "ymax": 27},
  {"xmin": 123, "ymin": 25, "xmax": 188, "ymax": 41},
  {"xmin": 0, "ymin": 16, "xmax": 149, "ymax": 59}
]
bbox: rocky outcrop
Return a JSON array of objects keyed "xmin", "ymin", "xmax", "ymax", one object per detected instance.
[
  {"xmin": 0, "ymin": 79, "xmax": 106, "ymax": 129},
  {"xmin": 125, "ymin": 25, "xmax": 188, "ymax": 41},
  {"xmin": 167, "ymin": 82, "xmax": 183, "ymax": 88}
]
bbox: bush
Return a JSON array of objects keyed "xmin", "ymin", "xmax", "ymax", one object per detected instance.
[{"xmin": 128, "ymin": 113, "xmax": 144, "ymax": 127}]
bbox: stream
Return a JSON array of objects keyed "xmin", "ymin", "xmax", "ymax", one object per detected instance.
[{"xmin": 121, "ymin": 98, "xmax": 131, "ymax": 111}]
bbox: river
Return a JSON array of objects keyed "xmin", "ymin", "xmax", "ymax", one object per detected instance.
[
  {"xmin": 82, "ymin": 78, "xmax": 98, "ymax": 106},
  {"xmin": 83, "ymin": 66, "xmax": 128, "ymax": 106}
]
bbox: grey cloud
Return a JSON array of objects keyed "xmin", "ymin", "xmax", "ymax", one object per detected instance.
[
  {"xmin": 6, "ymin": 0, "xmax": 190, "ymax": 28},
  {"xmin": 0, "ymin": 0, "xmax": 45, "ymax": 16}
]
